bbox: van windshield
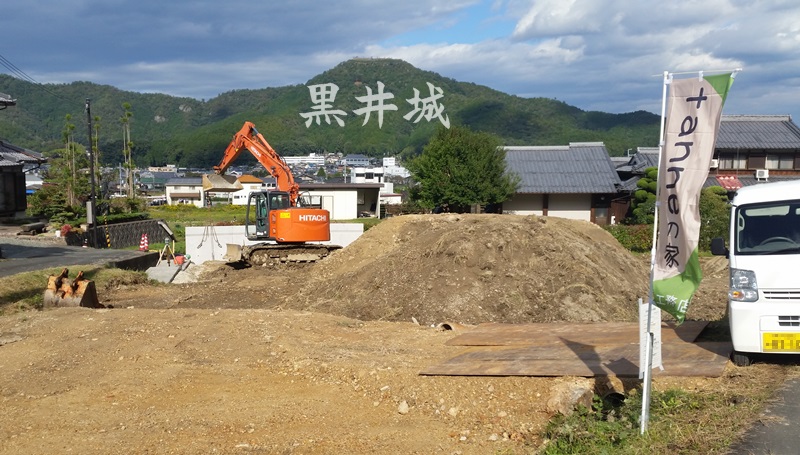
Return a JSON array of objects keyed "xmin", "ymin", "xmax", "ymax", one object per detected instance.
[{"xmin": 735, "ymin": 200, "xmax": 800, "ymax": 255}]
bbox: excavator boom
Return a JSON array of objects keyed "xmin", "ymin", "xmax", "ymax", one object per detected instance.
[{"xmin": 204, "ymin": 121, "xmax": 301, "ymax": 206}]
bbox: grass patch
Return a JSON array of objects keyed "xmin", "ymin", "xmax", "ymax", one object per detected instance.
[
  {"xmin": 0, "ymin": 265, "xmax": 151, "ymax": 315},
  {"xmin": 542, "ymin": 369, "xmax": 793, "ymax": 455}
]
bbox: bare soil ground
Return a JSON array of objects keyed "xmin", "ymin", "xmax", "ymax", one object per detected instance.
[{"xmin": 0, "ymin": 215, "xmax": 765, "ymax": 454}]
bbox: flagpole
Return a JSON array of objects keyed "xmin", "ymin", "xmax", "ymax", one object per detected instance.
[{"xmin": 641, "ymin": 70, "xmax": 670, "ymax": 435}]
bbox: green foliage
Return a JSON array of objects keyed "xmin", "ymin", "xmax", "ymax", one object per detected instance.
[
  {"xmin": 699, "ymin": 186, "xmax": 730, "ymax": 251},
  {"xmin": 544, "ymin": 393, "xmax": 640, "ymax": 454},
  {"xmin": 0, "ymin": 59, "xmax": 659, "ymax": 169},
  {"xmin": 407, "ymin": 125, "xmax": 520, "ymax": 211},
  {"xmin": 604, "ymin": 224, "xmax": 653, "ymax": 252},
  {"xmin": 628, "ymin": 167, "xmax": 658, "ymax": 225},
  {"xmin": 149, "ymin": 204, "xmax": 247, "ymax": 225},
  {"xmin": 98, "ymin": 212, "xmax": 150, "ymax": 224},
  {"xmin": 542, "ymin": 388, "xmax": 739, "ymax": 454},
  {"xmin": 109, "ymin": 197, "xmax": 147, "ymax": 214},
  {"xmin": 27, "ymin": 184, "xmax": 69, "ymax": 220}
]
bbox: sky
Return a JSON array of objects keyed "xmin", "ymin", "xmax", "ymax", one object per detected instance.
[{"xmin": 2, "ymin": 0, "xmax": 799, "ymax": 121}]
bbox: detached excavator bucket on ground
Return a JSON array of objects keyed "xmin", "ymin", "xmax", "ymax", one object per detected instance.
[
  {"xmin": 43, "ymin": 268, "xmax": 102, "ymax": 308},
  {"xmin": 202, "ymin": 174, "xmax": 243, "ymax": 192}
]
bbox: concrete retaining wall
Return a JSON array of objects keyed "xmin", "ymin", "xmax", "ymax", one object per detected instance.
[{"xmin": 185, "ymin": 223, "xmax": 364, "ymax": 264}]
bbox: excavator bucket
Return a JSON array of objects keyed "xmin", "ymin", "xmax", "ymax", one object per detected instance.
[
  {"xmin": 43, "ymin": 268, "xmax": 102, "ymax": 308},
  {"xmin": 202, "ymin": 174, "xmax": 243, "ymax": 192},
  {"xmin": 225, "ymin": 243, "xmax": 244, "ymax": 262}
]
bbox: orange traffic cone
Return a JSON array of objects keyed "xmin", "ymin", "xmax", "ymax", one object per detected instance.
[{"xmin": 139, "ymin": 233, "xmax": 149, "ymax": 252}]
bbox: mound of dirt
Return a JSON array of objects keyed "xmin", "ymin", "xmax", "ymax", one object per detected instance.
[{"xmin": 286, "ymin": 214, "xmax": 649, "ymax": 325}]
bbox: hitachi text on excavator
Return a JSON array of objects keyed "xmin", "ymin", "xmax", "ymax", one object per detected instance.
[{"xmin": 203, "ymin": 121, "xmax": 340, "ymax": 266}]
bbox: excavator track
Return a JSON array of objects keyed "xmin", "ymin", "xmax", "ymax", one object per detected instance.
[{"xmin": 227, "ymin": 243, "xmax": 341, "ymax": 267}]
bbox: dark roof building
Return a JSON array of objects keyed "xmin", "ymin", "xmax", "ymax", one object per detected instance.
[
  {"xmin": 716, "ymin": 115, "xmax": 800, "ymax": 150},
  {"xmin": 505, "ymin": 142, "xmax": 622, "ymax": 194},
  {"xmin": 1, "ymin": 141, "xmax": 45, "ymax": 217},
  {"xmin": 708, "ymin": 114, "xmax": 800, "ymax": 189},
  {"xmin": 617, "ymin": 115, "xmax": 800, "ymax": 193},
  {"xmin": 503, "ymin": 142, "xmax": 623, "ymax": 225},
  {"xmin": 0, "ymin": 140, "xmax": 46, "ymax": 167}
]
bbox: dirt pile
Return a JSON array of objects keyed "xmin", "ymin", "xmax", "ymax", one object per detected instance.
[{"xmin": 287, "ymin": 214, "xmax": 649, "ymax": 325}]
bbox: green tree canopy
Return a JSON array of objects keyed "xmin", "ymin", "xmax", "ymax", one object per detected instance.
[
  {"xmin": 628, "ymin": 166, "xmax": 658, "ymax": 224},
  {"xmin": 407, "ymin": 125, "xmax": 520, "ymax": 212},
  {"xmin": 699, "ymin": 186, "xmax": 730, "ymax": 251}
]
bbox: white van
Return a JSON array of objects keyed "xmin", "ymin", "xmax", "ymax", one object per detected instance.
[{"xmin": 711, "ymin": 180, "xmax": 800, "ymax": 366}]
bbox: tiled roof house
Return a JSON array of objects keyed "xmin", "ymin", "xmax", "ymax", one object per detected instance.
[{"xmin": 503, "ymin": 142, "xmax": 624, "ymax": 225}]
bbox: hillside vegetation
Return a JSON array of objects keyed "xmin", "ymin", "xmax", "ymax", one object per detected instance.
[{"xmin": 0, "ymin": 58, "xmax": 659, "ymax": 167}]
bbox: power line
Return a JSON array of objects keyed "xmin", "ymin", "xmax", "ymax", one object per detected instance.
[{"xmin": 0, "ymin": 52, "xmax": 74, "ymax": 103}]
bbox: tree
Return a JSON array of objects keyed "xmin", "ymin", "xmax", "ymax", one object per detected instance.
[
  {"xmin": 92, "ymin": 114, "xmax": 102, "ymax": 196},
  {"xmin": 407, "ymin": 125, "xmax": 519, "ymax": 212},
  {"xmin": 628, "ymin": 166, "xmax": 658, "ymax": 224},
  {"xmin": 120, "ymin": 103, "xmax": 135, "ymax": 198},
  {"xmin": 62, "ymin": 114, "xmax": 78, "ymax": 207},
  {"xmin": 699, "ymin": 186, "xmax": 730, "ymax": 251},
  {"xmin": 28, "ymin": 142, "xmax": 91, "ymax": 223}
]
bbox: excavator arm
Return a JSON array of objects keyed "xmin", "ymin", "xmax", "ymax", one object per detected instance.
[{"xmin": 207, "ymin": 121, "xmax": 301, "ymax": 206}]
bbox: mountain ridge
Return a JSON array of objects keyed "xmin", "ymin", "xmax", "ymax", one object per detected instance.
[{"xmin": 0, "ymin": 58, "xmax": 659, "ymax": 167}]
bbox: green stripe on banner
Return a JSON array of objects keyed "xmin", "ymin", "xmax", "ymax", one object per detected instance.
[
  {"xmin": 704, "ymin": 73, "xmax": 735, "ymax": 105},
  {"xmin": 652, "ymin": 249, "xmax": 703, "ymax": 324}
]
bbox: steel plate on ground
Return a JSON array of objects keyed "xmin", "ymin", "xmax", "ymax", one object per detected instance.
[
  {"xmin": 421, "ymin": 341, "xmax": 731, "ymax": 377},
  {"xmin": 444, "ymin": 321, "xmax": 708, "ymax": 346},
  {"xmin": 423, "ymin": 321, "xmax": 729, "ymax": 378}
]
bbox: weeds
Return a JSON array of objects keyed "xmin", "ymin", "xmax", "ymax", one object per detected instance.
[{"xmin": 541, "ymin": 385, "xmax": 773, "ymax": 454}]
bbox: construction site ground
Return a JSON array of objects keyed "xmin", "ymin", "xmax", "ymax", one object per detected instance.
[{"xmin": 0, "ymin": 214, "xmax": 790, "ymax": 454}]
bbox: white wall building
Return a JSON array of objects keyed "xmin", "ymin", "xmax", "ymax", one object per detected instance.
[
  {"xmin": 382, "ymin": 157, "xmax": 411, "ymax": 178},
  {"xmin": 300, "ymin": 183, "xmax": 383, "ymax": 219},
  {"xmin": 165, "ymin": 178, "xmax": 207, "ymax": 207},
  {"xmin": 282, "ymin": 153, "xmax": 326, "ymax": 166},
  {"xmin": 229, "ymin": 175, "xmax": 276, "ymax": 205}
]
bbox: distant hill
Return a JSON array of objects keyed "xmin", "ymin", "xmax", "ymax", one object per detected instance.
[{"xmin": 0, "ymin": 58, "xmax": 659, "ymax": 168}]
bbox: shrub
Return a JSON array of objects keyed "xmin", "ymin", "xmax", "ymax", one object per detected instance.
[{"xmin": 605, "ymin": 224, "xmax": 653, "ymax": 252}]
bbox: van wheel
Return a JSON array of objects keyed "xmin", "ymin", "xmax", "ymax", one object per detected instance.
[{"xmin": 732, "ymin": 351, "xmax": 752, "ymax": 367}]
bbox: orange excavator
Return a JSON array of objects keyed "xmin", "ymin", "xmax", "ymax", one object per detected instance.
[{"xmin": 203, "ymin": 121, "xmax": 339, "ymax": 266}]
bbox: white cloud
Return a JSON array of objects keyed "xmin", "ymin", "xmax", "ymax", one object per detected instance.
[{"xmin": 1, "ymin": 0, "xmax": 799, "ymax": 120}]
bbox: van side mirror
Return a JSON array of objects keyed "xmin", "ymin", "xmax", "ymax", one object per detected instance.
[{"xmin": 710, "ymin": 237, "xmax": 728, "ymax": 257}]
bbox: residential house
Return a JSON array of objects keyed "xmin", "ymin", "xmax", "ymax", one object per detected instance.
[
  {"xmin": 139, "ymin": 170, "xmax": 181, "ymax": 191},
  {"xmin": 503, "ymin": 142, "xmax": 624, "ymax": 225},
  {"xmin": 620, "ymin": 115, "xmax": 800, "ymax": 194},
  {"xmin": 165, "ymin": 177, "xmax": 206, "ymax": 207},
  {"xmin": 707, "ymin": 114, "xmax": 800, "ymax": 190},
  {"xmin": 230, "ymin": 175, "xmax": 276, "ymax": 205},
  {"xmin": 0, "ymin": 140, "xmax": 46, "ymax": 217}
]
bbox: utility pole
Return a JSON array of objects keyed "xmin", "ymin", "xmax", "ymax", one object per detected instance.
[{"xmin": 86, "ymin": 99, "xmax": 98, "ymax": 248}]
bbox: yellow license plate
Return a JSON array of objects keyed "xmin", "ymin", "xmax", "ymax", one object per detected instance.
[{"xmin": 762, "ymin": 332, "xmax": 800, "ymax": 352}]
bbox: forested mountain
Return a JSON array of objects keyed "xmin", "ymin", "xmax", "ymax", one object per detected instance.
[{"xmin": 0, "ymin": 58, "xmax": 659, "ymax": 168}]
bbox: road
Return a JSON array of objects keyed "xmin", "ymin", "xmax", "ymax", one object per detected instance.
[{"xmin": 0, "ymin": 235, "xmax": 150, "ymax": 278}]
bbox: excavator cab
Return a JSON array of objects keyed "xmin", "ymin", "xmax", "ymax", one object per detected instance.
[
  {"xmin": 244, "ymin": 190, "xmax": 331, "ymax": 243},
  {"xmin": 246, "ymin": 190, "xmax": 290, "ymax": 240}
]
